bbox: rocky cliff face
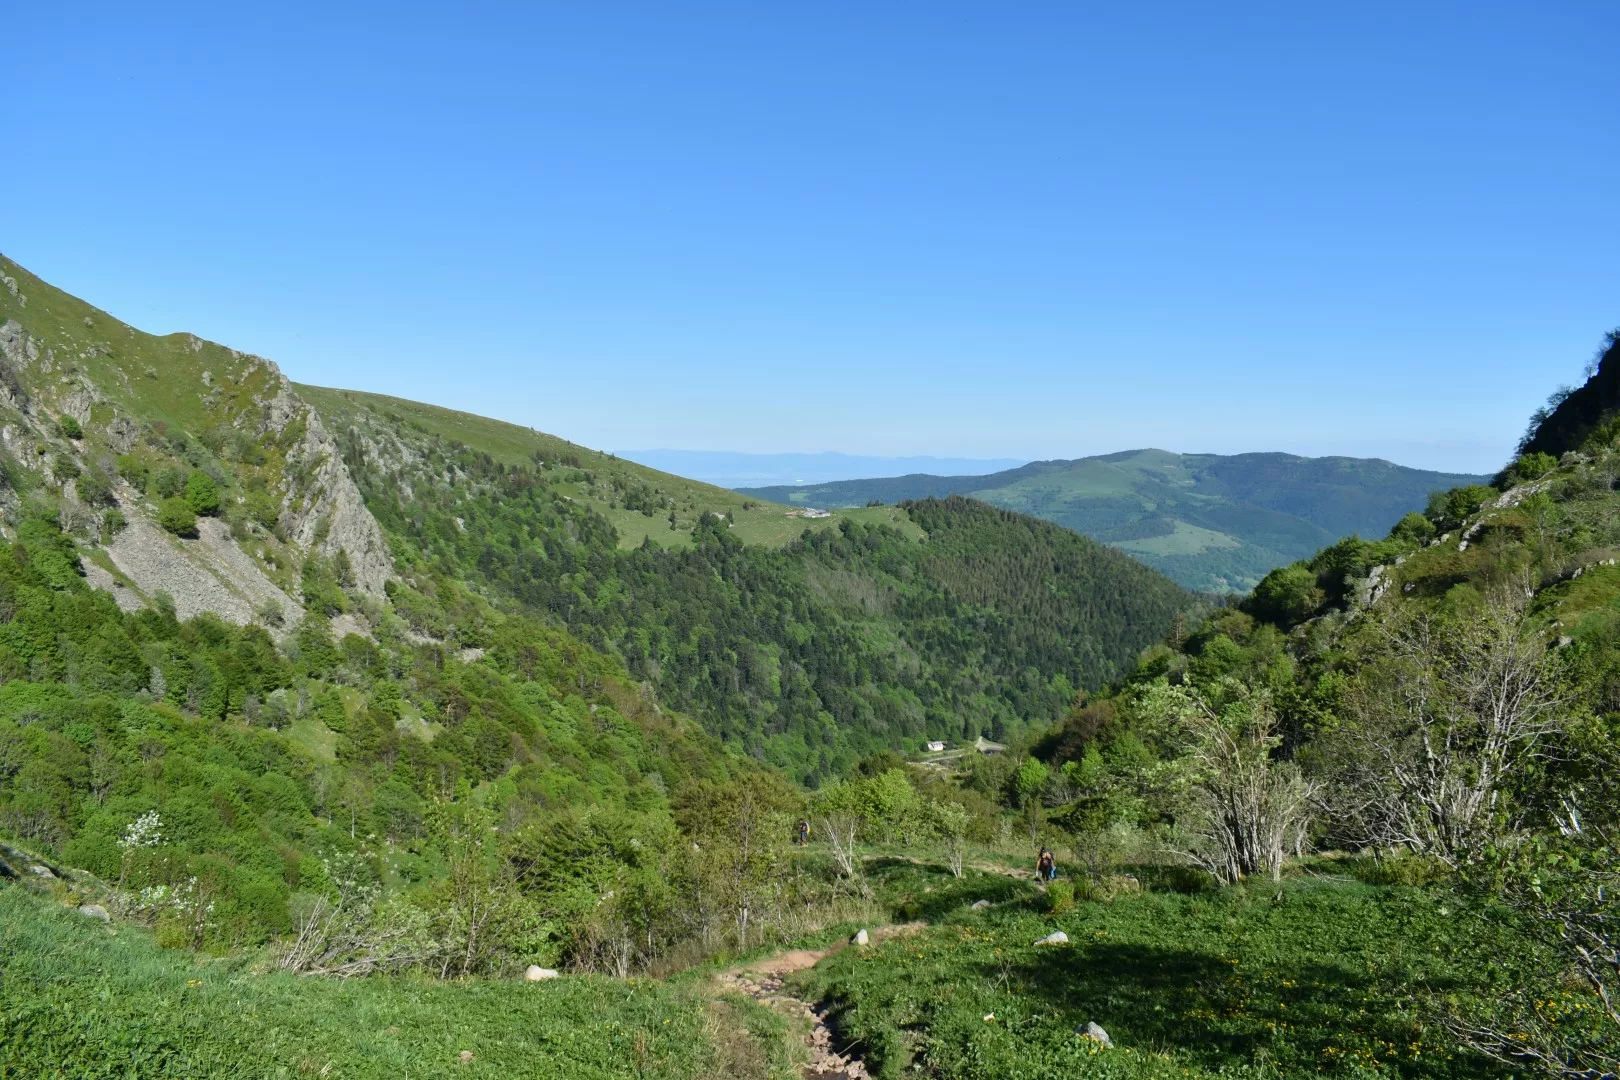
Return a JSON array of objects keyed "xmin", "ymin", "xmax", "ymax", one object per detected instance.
[
  {"xmin": 0, "ymin": 253, "xmax": 395, "ymax": 626},
  {"xmin": 257, "ymin": 373, "xmax": 392, "ymax": 596}
]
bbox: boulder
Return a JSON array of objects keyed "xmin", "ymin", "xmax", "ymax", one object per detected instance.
[
  {"xmin": 524, "ymin": 965, "xmax": 560, "ymax": 981},
  {"xmin": 1033, "ymin": 930, "xmax": 1068, "ymax": 946},
  {"xmin": 77, "ymin": 904, "xmax": 110, "ymax": 923},
  {"xmin": 970, "ymin": 899, "xmax": 992, "ymax": 910},
  {"xmin": 853, "ymin": 928, "xmax": 870, "ymax": 946},
  {"xmin": 1080, "ymin": 1021, "xmax": 1113, "ymax": 1048}
]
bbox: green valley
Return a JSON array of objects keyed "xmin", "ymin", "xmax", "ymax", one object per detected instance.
[{"xmin": 3, "ymin": 242, "xmax": 1619, "ymax": 1080}]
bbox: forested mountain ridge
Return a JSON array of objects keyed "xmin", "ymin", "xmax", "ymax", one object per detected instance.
[
  {"xmin": 741, "ymin": 448, "xmax": 1488, "ymax": 592},
  {"xmin": 303, "ymin": 385, "xmax": 1197, "ymax": 780},
  {"xmin": 295, "ymin": 384, "xmax": 925, "ymax": 552}
]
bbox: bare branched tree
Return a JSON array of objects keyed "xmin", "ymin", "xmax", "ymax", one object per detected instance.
[
  {"xmin": 1140, "ymin": 681, "xmax": 1314, "ymax": 883},
  {"xmin": 279, "ymin": 853, "xmax": 436, "ymax": 977},
  {"xmin": 1335, "ymin": 592, "xmax": 1562, "ymax": 865},
  {"xmin": 1175, "ymin": 689, "xmax": 1315, "ymax": 883},
  {"xmin": 819, "ymin": 810, "xmax": 861, "ymax": 880}
]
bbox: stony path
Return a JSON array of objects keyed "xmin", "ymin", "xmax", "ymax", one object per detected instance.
[{"xmin": 714, "ymin": 924, "xmax": 925, "ymax": 1079}]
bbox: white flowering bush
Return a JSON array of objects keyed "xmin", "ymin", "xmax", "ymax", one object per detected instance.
[{"xmin": 115, "ymin": 810, "xmax": 162, "ymax": 890}]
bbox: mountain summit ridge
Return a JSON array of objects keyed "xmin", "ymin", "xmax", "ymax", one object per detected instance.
[{"xmin": 739, "ymin": 448, "xmax": 1489, "ymax": 591}]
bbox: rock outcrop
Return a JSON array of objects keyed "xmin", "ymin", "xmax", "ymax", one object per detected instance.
[
  {"xmin": 0, "ymin": 263, "xmax": 395, "ymax": 626},
  {"xmin": 258, "ymin": 370, "xmax": 392, "ymax": 596}
]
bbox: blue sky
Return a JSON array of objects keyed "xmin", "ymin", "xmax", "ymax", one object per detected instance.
[{"xmin": 7, "ymin": 3, "xmax": 1616, "ymax": 473}]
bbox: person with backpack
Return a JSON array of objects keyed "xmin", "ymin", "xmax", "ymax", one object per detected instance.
[{"xmin": 1036, "ymin": 847, "xmax": 1056, "ymax": 883}]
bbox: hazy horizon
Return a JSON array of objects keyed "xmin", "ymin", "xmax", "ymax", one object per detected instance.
[
  {"xmin": 619, "ymin": 445, "xmax": 1491, "ymax": 492},
  {"xmin": 616, "ymin": 449, "xmax": 1026, "ymax": 489}
]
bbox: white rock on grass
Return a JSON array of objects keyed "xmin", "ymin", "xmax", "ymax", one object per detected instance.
[
  {"xmin": 970, "ymin": 899, "xmax": 992, "ymax": 910},
  {"xmin": 853, "ymin": 928, "xmax": 870, "ymax": 946},
  {"xmin": 1033, "ymin": 930, "xmax": 1068, "ymax": 946},
  {"xmin": 77, "ymin": 904, "xmax": 111, "ymax": 922},
  {"xmin": 524, "ymin": 965, "xmax": 560, "ymax": 981},
  {"xmin": 1081, "ymin": 1021, "xmax": 1113, "ymax": 1048}
]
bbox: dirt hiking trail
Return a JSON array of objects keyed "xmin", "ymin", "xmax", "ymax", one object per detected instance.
[{"xmin": 715, "ymin": 923, "xmax": 925, "ymax": 1080}]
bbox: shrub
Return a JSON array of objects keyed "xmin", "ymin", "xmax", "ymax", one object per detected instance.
[
  {"xmin": 101, "ymin": 508, "xmax": 127, "ymax": 541},
  {"xmin": 153, "ymin": 466, "xmax": 186, "ymax": 499},
  {"xmin": 57, "ymin": 415, "xmax": 83, "ymax": 439},
  {"xmin": 245, "ymin": 489, "xmax": 280, "ymax": 530},
  {"xmin": 1497, "ymin": 451, "xmax": 1559, "ymax": 488},
  {"xmin": 185, "ymin": 471, "xmax": 221, "ymax": 516},
  {"xmin": 1246, "ymin": 564, "xmax": 1324, "ymax": 627},
  {"xmin": 1349, "ymin": 853, "xmax": 1451, "ymax": 888},
  {"xmin": 159, "ymin": 497, "xmax": 198, "ymax": 537},
  {"xmin": 1041, "ymin": 878, "xmax": 1075, "ymax": 913},
  {"xmin": 1387, "ymin": 511, "xmax": 1435, "ymax": 545},
  {"xmin": 1426, "ymin": 484, "xmax": 1496, "ymax": 528},
  {"xmin": 116, "ymin": 454, "xmax": 149, "ymax": 492},
  {"xmin": 75, "ymin": 469, "xmax": 114, "ymax": 507}
]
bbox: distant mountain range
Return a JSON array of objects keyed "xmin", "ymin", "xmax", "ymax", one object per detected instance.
[
  {"xmin": 616, "ymin": 449, "xmax": 1025, "ymax": 490},
  {"xmin": 738, "ymin": 450, "xmax": 1492, "ymax": 592}
]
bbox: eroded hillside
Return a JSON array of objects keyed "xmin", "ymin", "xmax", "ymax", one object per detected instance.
[{"xmin": 0, "ymin": 255, "xmax": 390, "ymax": 625}]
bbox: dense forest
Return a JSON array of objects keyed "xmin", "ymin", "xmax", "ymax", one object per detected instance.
[{"xmin": 317, "ymin": 391, "xmax": 1195, "ymax": 782}]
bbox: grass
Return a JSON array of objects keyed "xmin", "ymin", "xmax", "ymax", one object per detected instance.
[
  {"xmin": 0, "ymin": 254, "xmax": 285, "ymax": 439},
  {"xmin": 284, "ymin": 714, "xmax": 337, "ymax": 763},
  {"xmin": 296, "ymin": 384, "xmax": 924, "ymax": 550},
  {"xmin": 1114, "ymin": 519, "xmax": 1242, "ymax": 557},
  {"xmin": 795, "ymin": 859, "xmax": 1526, "ymax": 1080},
  {"xmin": 0, "ymin": 886, "xmax": 774, "ymax": 1079}
]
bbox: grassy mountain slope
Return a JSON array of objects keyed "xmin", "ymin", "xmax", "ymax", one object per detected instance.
[
  {"xmin": 1, "ymin": 884, "xmax": 750, "ymax": 1080},
  {"xmin": 741, "ymin": 449, "xmax": 1488, "ymax": 593},
  {"xmin": 300, "ymin": 383, "xmax": 1197, "ymax": 777},
  {"xmin": 0, "ymin": 250, "xmax": 1197, "ymax": 792},
  {"xmin": 297, "ymin": 385, "xmax": 922, "ymax": 550}
]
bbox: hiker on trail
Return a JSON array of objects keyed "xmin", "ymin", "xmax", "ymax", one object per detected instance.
[
  {"xmin": 1036, "ymin": 847, "xmax": 1056, "ymax": 883},
  {"xmin": 796, "ymin": 819, "xmax": 810, "ymax": 846}
]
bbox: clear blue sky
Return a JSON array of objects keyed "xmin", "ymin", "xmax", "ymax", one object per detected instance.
[{"xmin": 8, "ymin": 3, "xmax": 1616, "ymax": 473}]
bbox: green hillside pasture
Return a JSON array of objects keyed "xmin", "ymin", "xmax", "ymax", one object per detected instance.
[
  {"xmin": 796, "ymin": 864, "xmax": 1541, "ymax": 1080},
  {"xmin": 297, "ymin": 385, "xmax": 922, "ymax": 550},
  {"xmin": 0, "ymin": 254, "xmax": 285, "ymax": 437},
  {"xmin": 1113, "ymin": 519, "xmax": 1242, "ymax": 557},
  {"xmin": 0, "ymin": 886, "xmax": 769, "ymax": 1080}
]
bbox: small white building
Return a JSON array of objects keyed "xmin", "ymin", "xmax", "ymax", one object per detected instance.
[{"xmin": 925, "ymin": 740, "xmax": 947, "ymax": 753}]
